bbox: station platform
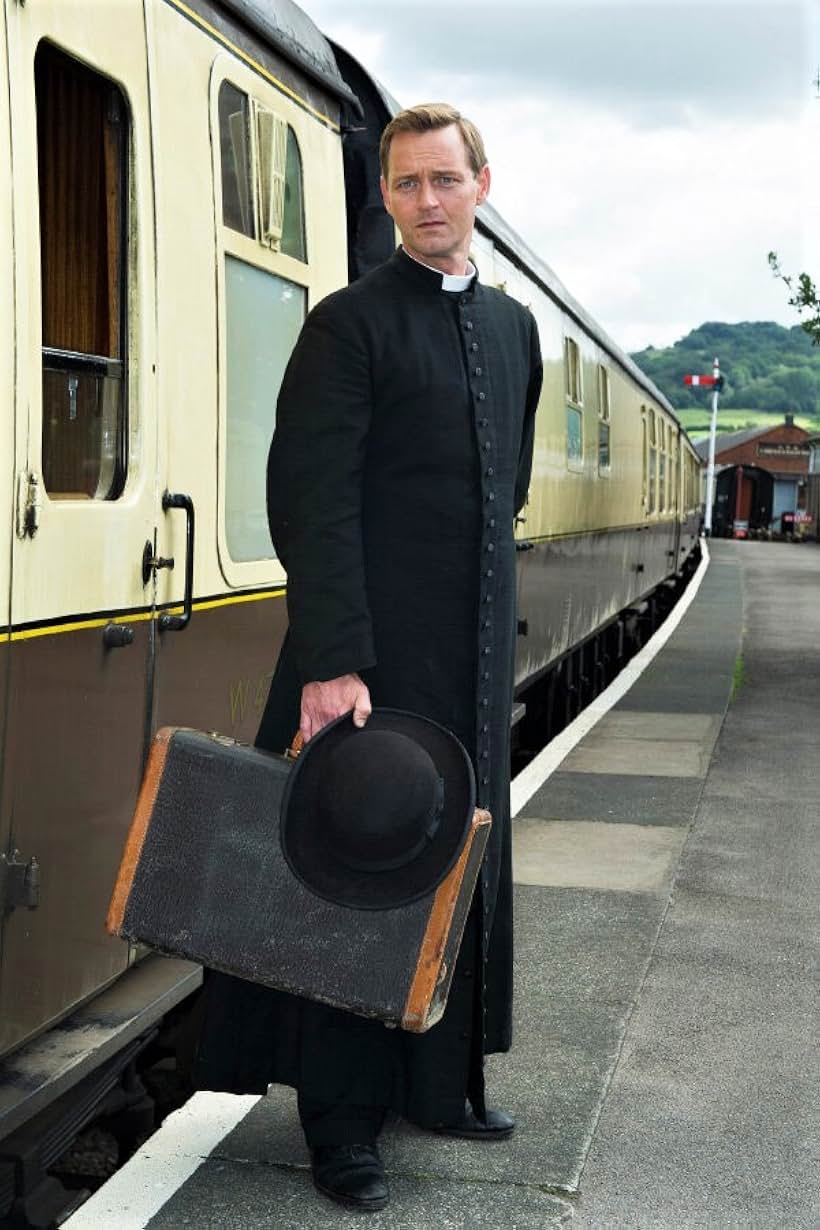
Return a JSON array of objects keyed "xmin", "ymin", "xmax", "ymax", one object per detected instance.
[{"xmin": 66, "ymin": 539, "xmax": 820, "ymax": 1229}]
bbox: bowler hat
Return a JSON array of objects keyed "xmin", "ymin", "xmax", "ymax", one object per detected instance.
[{"xmin": 280, "ymin": 709, "xmax": 475, "ymax": 910}]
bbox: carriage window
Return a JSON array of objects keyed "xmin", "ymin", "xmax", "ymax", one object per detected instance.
[
  {"xmin": 648, "ymin": 409, "xmax": 657, "ymax": 513},
  {"xmin": 36, "ymin": 43, "xmax": 127, "ymax": 499},
  {"xmin": 567, "ymin": 406, "xmax": 583, "ymax": 464},
  {"xmin": 224, "ymin": 256, "xmax": 306, "ymax": 561},
  {"xmin": 219, "ymin": 82, "xmax": 255, "ymax": 239},
  {"xmin": 598, "ymin": 364, "xmax": 611, "ymax": 473},
  {"xmin": 564, "ymin": 336, "xmax": 582, "ymax": 405},
  {"xmin": 219, "ymin": 82, "xmax": 306, "ymax": 261},
  {"xmin": 281, "ymin": 127, "xmax": 306, "ymax": 261}
]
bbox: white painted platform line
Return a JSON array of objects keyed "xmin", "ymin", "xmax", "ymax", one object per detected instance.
[
  {"xmin": 511, "ymin": 542, "xmax": 711, "ymax": 818},
  {"xmin": 61, "ymin": 1092, "xmax": 261, "ymax": 1230}
]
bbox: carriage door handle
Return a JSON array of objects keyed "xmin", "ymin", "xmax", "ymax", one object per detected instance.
[{"xmin": 159, "ymin": 491, "xmax": 195, "ymax": 631}]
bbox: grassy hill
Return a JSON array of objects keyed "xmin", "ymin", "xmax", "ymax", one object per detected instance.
[
  {"xmin": 630, "ymin": 322, "xmax": 820, "ymax": 438},
  {"xmin": 676, "ymin": 407, "xmax": 820, "ymax": 440}
]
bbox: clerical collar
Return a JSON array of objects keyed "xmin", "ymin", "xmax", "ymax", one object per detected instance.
[{"xmin": 401, "ymin": 248, "xmax": 476, "ymax": 291}]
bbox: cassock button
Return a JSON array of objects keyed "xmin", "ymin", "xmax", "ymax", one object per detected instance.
[
  {"xmin": 483, "ymin": 441, "xmax": 491, "ymax": 451},
  {"xmin": 478, "ymin": 391, "xmax": 487, "ymax": 401},
  {"xmin": 460, "ymin": 295, "xmax": 468, "ymax": 306},
  {"xmin": 471, "ymin": 341, "xmax": 479, "ymax": 352},
  {"xmin": 487, "ymin": 518, "xmax": 496, "ymax": 528},
  {"xmin": 481, "ymin": 699, "xmax": 489, "ymax": 708},
  {"xmin": 487, "ymin": 542, "xmax": 495, "ymax": 552},
  {"xmin": 464, "ymin": 321, "xmax": 473, "ymax": 331},
  {"xmin": 481, "ymin": 777, "xmax": 489, "ymax": 787},
  {"xmin": 486, "ymin": 467, "xmax": 494, "ymax": 477},
  {"xmin": 474, "ymin": 366, "xmax": 482, "ymax": 376},
  {"xmin": 480, "ymin": 750, "xmax": 489, "ymax": 759},
  {"xmin": 487, "ymin": 492, "xmax": 496, "ymax": 501},
  {"xmin": 483, "ymin": 646, "xmax": 492, "ymax": 655},
  {"xmin": 482, "ymin": 671, "xmax": 490, "ymax": 681},
  {"xmin": 479, "ymin": 418, "xmax": 489, "ymax": 427},
  {"xmin": 481, "ymin": 724, "xmax": 489, "ymax": 733},
  {"xmin": 485, "ymin": 568, "xmax": 493, "ymax": 578},
  {"xmin": 463, "ymin": 968, "xmax": 473, "ymax": 978}
]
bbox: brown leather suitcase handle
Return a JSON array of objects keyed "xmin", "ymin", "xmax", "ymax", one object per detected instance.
[{"xmin": 285, "ymin": 731, "xmax": 304, "ymax": 760}]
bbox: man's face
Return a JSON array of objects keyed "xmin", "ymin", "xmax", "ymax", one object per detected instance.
[{"xmin": 380, "ymin": 124, "xmax": 490, "ymax": 275}]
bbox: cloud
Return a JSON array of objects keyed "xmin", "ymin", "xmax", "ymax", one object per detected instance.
[
  {"xmin": 302, "ymin": 0, "xmax": 813, "ymax": 348},
  {"xmin": 314, "ymin": 0, "xmax": 808, "ymax": 125}
]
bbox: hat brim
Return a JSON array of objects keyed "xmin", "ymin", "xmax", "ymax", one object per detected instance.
[{"xmin": 280, "ymin": 709, "xmax": 475, "ymax": 911}]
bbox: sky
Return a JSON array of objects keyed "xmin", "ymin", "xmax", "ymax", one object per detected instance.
[{"xmin": 302, "ymin": 0, "xmax": 819, "ymax": 354}]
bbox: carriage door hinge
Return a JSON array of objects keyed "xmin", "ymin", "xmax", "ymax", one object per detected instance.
[
  {"xmin": 16, "ymin": 470, "xmax": 42, "ymax": 538},
  {"xmin": 0, "ymin": 851, "xmax": 41, "ymax": 914}
]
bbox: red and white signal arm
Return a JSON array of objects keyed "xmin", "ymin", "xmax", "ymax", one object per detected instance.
[{"xmin": 684, "ymin": 374, "xmax": 718, "ymax": 386}]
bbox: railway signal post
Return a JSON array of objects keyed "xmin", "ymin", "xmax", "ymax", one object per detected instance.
[{"xmin": 684, "ymin": 357, "xmax": 722, "ymax": 535}]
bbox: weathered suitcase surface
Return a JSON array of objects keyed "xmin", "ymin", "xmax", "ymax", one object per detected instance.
[{"xmin": 107, "ymin": 727, "xmax": 491, "ymax": 1032}]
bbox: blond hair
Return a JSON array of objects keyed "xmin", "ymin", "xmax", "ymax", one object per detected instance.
[{"xmin": 379, "ymin": 104, "xmax": 487, "ymax": 179}]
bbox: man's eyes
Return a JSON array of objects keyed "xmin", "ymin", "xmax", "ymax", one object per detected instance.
[{"xmin": 394, "ymin": 175, "xmax": 460, "ymax": 190}]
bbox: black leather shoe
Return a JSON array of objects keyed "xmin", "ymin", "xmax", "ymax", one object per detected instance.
[
  {"xmin": 310, "ymin": 1143, "xmax": 389, "ymax": 1211},
  {"xmin": 434, "ymin": 1103, "xmax": 516, "ymax": 1141}
]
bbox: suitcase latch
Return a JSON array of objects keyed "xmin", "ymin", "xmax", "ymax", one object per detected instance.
[{"xmin": 0, "ymin": 851, "xmax": 41, "ymax": 915}]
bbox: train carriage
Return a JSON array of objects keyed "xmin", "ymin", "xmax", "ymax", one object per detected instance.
[{"xmin": 0, "ymin": 1, "xmax": 700, "ymax": 1223}]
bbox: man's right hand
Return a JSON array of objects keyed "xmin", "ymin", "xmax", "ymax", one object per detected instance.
[{"xmin": 300, "ymin": 674, "xmax": 372, "ymax": 742}]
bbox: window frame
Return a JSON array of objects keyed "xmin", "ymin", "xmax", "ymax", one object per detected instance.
[
  {"xmin": 35, "ymin": 40, "xmax": 130, "ymax": 502},
  {"xmin": 211, "ymin": 58, "xmax": 313, "ymax": 590},
  {"xmin": 597, "ymin": 362, "xmax": 611, "ymax": 475}
]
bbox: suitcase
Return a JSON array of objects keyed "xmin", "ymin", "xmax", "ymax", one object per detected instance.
[{"xmin": 107, "ymin": 727, "xmax": 491, "ymax": 1032}]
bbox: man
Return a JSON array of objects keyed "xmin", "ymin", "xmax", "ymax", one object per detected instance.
[{"xmin": 195, "ymin": 104, "xmax": 542, "ymax": 1213}]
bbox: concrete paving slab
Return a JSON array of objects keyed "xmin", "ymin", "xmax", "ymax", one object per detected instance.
[
  {"xmin": 586, "ymin": 712, "xmax": 722, "ymax": 744},
  {"xmin": 200, "ymin": 885, "xmax": 668, "ymax": 1197},
  {"xmin": 614, "ymin": 671, "xmax": 734, "ymax": 715},
  {"xmin": 147, "ymin": 1154, "xmax": 573, "ymax": 1229},
  {"xmin": 524, "ymin": 772, "xmax": 702, "ymax": 828},
  {"xmin": 562, "ymin": 737, "xmax": 710, "ymax": 778},
  {"xmin": 513, "ymin": 820, "xmax": 686, "ymax": 893}
]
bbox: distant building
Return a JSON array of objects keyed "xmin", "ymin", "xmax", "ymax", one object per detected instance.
[
  {"xmin": 696, "ymin": 414, "xmax": 810, "ymax": 537},
  {"xmin": 807, "ymin": 433, "xmax": 820, "ymax": 540}
]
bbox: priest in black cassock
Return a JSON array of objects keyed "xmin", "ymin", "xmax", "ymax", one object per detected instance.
[{"xmin": 194, "ymin": 103, "xmax": 542, "ymax": 1213}]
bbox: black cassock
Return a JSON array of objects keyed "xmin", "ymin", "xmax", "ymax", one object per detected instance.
[{"xmin": 194, "ymin": 248, "xmax": 542, "ymax": 1127}]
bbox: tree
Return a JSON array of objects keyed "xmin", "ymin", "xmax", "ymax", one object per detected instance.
[{"xmin": 768, "ymin": 252, "xmax": 820, "ymax": 345}]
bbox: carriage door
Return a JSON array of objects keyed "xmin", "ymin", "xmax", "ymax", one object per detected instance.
[{"xmin": 0, "ymin": 3, "xmax": 157, "ymax": 1055}]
